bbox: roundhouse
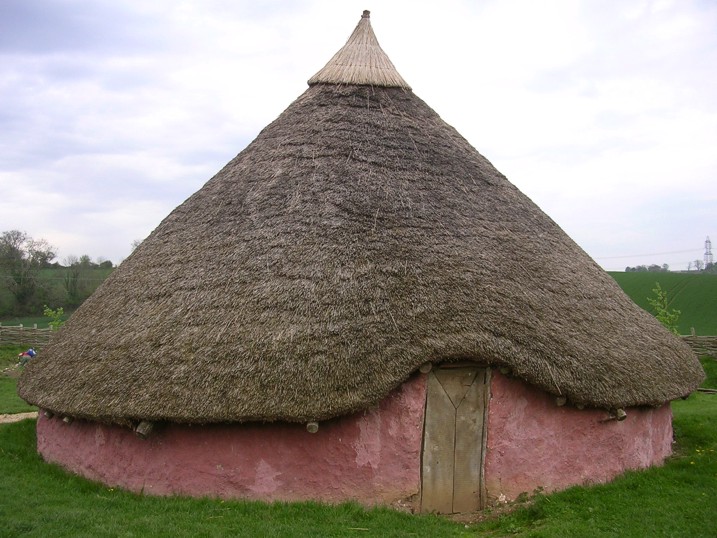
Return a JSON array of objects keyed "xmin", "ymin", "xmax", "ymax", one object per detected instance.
[{"xmin": 19, "ymin": 11, "xmax": 703, "ymax": 513}]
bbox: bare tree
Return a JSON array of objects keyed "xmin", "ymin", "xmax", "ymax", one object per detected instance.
[{"xmin": 0, "ymin": 230, "xmax": 57, "ymax": 313}]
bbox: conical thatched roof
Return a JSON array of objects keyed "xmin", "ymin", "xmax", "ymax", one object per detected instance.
[{"xmin": 19, "ymin": 12, "xmax": 703, "ymax": 425}]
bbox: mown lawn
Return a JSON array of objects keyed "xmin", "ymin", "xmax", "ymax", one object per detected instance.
[
  {"xmin": 1, "ymin": 345, "xmax": 37, "ymax": 414},
  {"xmin": 0, "ymin": 357, "xmax": 714, "ymax": 537},
  {"xmin": 475, "ymin": 368, "xmax": 717, "ymax": 537},
  {"xmin": 0, "ymin": 377, "xmax": 36, "ymax": 414},
  {"xmin": 473, "ymin": 356, "xmax": 717, "ymax": 537},
  {"xmin": 0, "ymin": 418, "xmax": 461, "ymax": 538}
]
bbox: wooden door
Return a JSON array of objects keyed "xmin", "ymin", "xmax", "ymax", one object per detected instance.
[{"xmin": 421, "ymin": 365, "xmax": 489, "ymax": 513}]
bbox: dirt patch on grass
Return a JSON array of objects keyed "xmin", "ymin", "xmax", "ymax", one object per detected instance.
[
  {"xmin": 2, "ymin": 363, "xmax": 24, "ymax": 379},
  {"xmin": 0, "ymin": 412, "xmax": 38, "ymax": 424}
]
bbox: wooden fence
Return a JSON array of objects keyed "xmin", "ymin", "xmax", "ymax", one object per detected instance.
[
  {"xmin": 1, "ymin": 323, "xmax": 715, "ymax": 357},
  {"xmin": 0, "ymin": 324, "xmax": 55, "ymax": 347},
  {"xmin": 682, "ymin": 335, "xmax": 717, "ymax": 358}
]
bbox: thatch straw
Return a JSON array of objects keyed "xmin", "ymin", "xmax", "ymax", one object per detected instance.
[
  {"xmin": 308, "ymin": 10, "xmax": 411, "ymax": 89},
  {"xmin": 18, "ymin": 13, "xmax": 703, "ymax": 426}
]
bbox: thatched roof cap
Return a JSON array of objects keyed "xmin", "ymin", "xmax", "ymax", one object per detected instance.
[
  {"xmin": 308, "ymin": 10, "xmax": 411, "ymax": 89},
  {"xmin": 19, "ymin": 13, "xmax": 703, "ymax": 426}
]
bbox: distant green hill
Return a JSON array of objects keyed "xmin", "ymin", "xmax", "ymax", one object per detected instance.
[
  {"xmin": 0, "ymin": 266, "xmax": 113, "ymax": 318},
  {"xmin": 609, "ymin": 272, "xmax": 717, "ymax": 335}
]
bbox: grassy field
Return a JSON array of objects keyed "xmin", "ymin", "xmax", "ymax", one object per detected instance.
[
  {"xmin": 0, "ymin": 377, "xmax": 36, "ymax": 414},
  {"xmin": 2, "ymin": 270, "xmax": 715, "ymax": 536},
  {"xmin": 0, "ymin": 357, "xmax": 714, "ymax": 536},
  {"xmin": 0, "ymin": 265, "xmax": 112, "ymax": 320},
  {"xmin": 1, "ymin": 345, "xmax": 38, "ymax": 414},
  {"xmin": 476, "ymin": 358, "xmax": 717, "ymax": 537},
  {"xmin": 0, "ymin": 314, "xmax": 65, "ymax": 330},
  {"xmin": 4, "ymin": 270, "xmax": 714, "ymax": 334},
  {"xmin": 609, "ymin": 271, "xmax": 717, "ymax": 335},
  {"xmin": 0, "ymin": 418, "xmax": 460, "ymax": 538}
]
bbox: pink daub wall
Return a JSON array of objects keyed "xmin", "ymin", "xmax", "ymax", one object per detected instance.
[
  {"xmin": 36, "ymin": 368, "xmax": 674, "ymax": 508},
  {"xmin": 36, "ymin": 373, "xmax": 427, "ymax": 505},
  {"xmin": 484, "ymin": 370, "xmax": 673, "ymax": 501}
]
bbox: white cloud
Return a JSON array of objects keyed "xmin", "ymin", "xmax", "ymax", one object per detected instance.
[{"xmin": 0, "ymin": 0, "xmax": 715, "ymax": 271}]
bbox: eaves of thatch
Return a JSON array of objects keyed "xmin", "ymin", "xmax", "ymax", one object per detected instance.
[{"xmin": 18, "ymin": 12, "xmax": 704, "ymax": 425}]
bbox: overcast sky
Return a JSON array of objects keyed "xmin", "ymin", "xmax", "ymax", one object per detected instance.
[{"xmin": 1, "ymin": 0, "xmax": 715, "ymax": 271}]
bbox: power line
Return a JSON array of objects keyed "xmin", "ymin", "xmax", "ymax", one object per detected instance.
[{"xmin": 595, "ymin": 249, "xmax": 701, "ymax": 260}]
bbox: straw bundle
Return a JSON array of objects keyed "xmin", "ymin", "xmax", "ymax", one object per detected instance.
[{"xmin": 308, "ymin": 11, "xmax": 411, "ymax": 89}]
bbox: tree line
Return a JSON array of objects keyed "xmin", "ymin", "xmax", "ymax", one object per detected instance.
[
  {"xmin": 625, "ymin": 262, "xmax": 717, "ymax": 273},
  {"xmin": 624, "ymin": 264, "xmax": 671, "ymax": 272},
  {"xmin": 0, "ymin": 230, "xmax": 114, "ymax": 317}
]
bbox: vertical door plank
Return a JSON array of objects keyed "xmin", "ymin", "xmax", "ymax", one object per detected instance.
[
  {"xmin": 452, "ymin": 367, "xmax": 488, "ymax": 513},
  {"xmin": 433, "ymin": 367, "xmax": 478, "ymax": 408},
  {"xmin": 421, "ymin": 371, "xmax": 456, "ymax": 514}
]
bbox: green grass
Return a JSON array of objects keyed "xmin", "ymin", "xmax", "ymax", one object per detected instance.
[
  {"xmin": 1, "ymin": 267, "xmax": 714, "ymax": 535},
  {"xmin": 0, "ymin": 418, "xmax": 462, "ymax": 537},
  {"xmin": 0, "ymin": 265, "xmax": 112, "ymax": 319},
  {"xmin": 0, "ymin": 345, "xmax": 37, "ymax": 414},
  {"xmin": 0, "ymin": 378, "xmax": 36, "ymax": 414},
  {"xmin": 474, "ymin": 356, "xmax": 717, "ymax": 537},
  {"xmin": 0, "ymin": 315, "xmax": 60, "ymax": 329},
  {"xmin": 609, "ymin": 271, "xmax": 717, "ymax": 334},
  {"xmin": 0, "ymin": 358, "xmax": 714, "ymax": 537},
  {"xmin": 700, "ymin": 356, "xmax": 717, "ymax": 389},
  {"xmin": 0, "ymin": 307, "xmax": 72, "ymax": 329}
]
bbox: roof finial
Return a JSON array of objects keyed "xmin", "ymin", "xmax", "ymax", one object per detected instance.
[{"xmin": 307, "ymin": 10, "xmax": 411, "ymax": 89}]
